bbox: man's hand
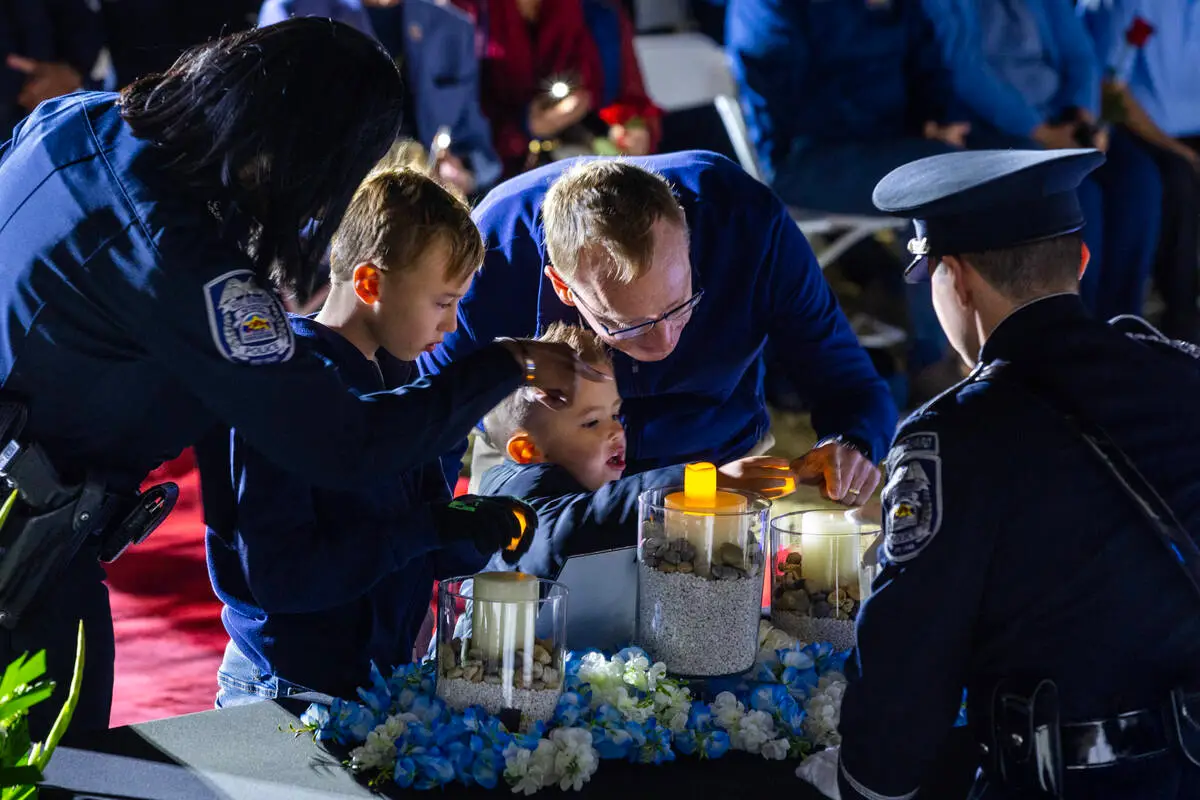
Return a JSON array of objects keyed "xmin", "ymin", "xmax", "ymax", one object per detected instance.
[
  {"xmin": 923, "ymin": 120, "xmax": 971, "ymax": 148},
  {"xmin": 791, "ymin": 441, "xmax": 880, "ymax": 506},
  {"xmin": 1032, "ymin": 122, "xmax": 1080, "ymax": 150},
  {"xmin": 717, "ymin": 456, "xmax": 796, "ymax": 499},
  {"xmin": 435, "ymin": 152, "xmax": 477, "ymax": 197},
  {"xmin": 496, "ymin": 339, "xmax": 611, "ymax": 410},
  {"xmin": 6, "ymin": 55, "xmax": 82, "ymax": 111},
  {"xmin": 528, "ymin": 91, "xmax": 592, "ymax": 139}
]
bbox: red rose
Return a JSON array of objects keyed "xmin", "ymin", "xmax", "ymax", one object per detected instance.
[
  {"xmin": 1125, "ymin": 16, "xmax": 1155, "ymax": 48},
  {"xmin": 598, "ymin": 103, "xmax": 639, "ymax": 127}
]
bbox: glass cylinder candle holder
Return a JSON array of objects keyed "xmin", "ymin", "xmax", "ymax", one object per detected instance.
[
  {"xmin": 636, "ymin": 463, "xmax": 771, "ymax": 678},
  {"xmin": 769, "ymin": 510, "xmax": 882, "ymax": 650},
  {"xmin": 435, "ymin": 574, "xmax": 567, "ymax": 731}
]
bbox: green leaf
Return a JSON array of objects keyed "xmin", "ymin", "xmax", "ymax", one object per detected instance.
[
  {"xmin": 30, "ymin": 621, "xmax": 85, "ymax": 772},
  {"xmin": 0, "ymin": 653, "xmax": 46, "ymax": 703},
  {"xmin": 0, "ymin": 715, "xmax": 30, "ymax": 771},
  {"xmin": 4, "ymin": 784, "xmax": 37, "ymax": 800},
  {"xmin": 0, "ymin": 684, "xmax": 55, "ymax": 724},
  {"xmin": 0, "ymin": 765, "xmax": 42, "ymax": 787}
]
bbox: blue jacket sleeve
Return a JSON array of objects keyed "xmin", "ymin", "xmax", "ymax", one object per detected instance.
[
  {"xmin": 725, "ymin": 0, "xmax": 808, "ymax": 184},
  {"xmin": 836, "ymin": 419, "xmax": 991, "ymax": 799},
  {"xmin": 481, "ymin": 462, "xmax": 685, "ymax": 577},
  {"xmin": 127, "ymin": 229, "xmax": 524, "ymax": 491},
  {"xmin": 419, "ymin": 196, "xmax": 546, "ymax": 486},
  {"xmin": 922, "ymin": 0, "xmax": 1046, "ymax": 136},
  {"xmin": 229, "ymin": 434, "xmax": 441, "ymax": 615},
  {"xmin": 1046, "ymin": 0, "xmax": 1101, "ymax": 116},
  {"xmin": 759, "ymin": 203, "xmax": 898, "ymax": 461}
]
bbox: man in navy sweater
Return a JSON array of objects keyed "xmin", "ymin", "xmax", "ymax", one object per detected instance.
[{"xmin": 420, "ymin": 151, "xmax": 897, "ymax": 506}]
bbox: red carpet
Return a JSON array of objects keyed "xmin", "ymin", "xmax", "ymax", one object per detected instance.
[{"xmin": 106, "ymin": 451, "xmax": 468, "ymax": 726}]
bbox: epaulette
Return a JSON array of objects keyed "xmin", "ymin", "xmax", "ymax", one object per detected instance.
[
  {"xmin": 902, "ymin": 361, "xmax": 988, "ymax": 424},
  {"xmin": 1109, "ymin": 314, "xmax": 1200, "ymax": 362}
]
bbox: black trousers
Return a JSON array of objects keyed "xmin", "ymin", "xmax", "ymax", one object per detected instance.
[{"xmin": 1131, "ymin": 131, "xmax": 1200, "ymax": 342}]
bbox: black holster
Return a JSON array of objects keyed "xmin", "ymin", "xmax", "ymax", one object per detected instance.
[{"xmin": 981, "ymin": 678, "xmax": 1065, "ymax": 799}]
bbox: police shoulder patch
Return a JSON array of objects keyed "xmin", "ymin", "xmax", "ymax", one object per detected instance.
[
  {"xmin": 882, "ymin": 431, "xmax": 942, "ymax": 563},
  {"xmin": 203, "ymin": 270, "xmax": 295, "ymax": 365}
]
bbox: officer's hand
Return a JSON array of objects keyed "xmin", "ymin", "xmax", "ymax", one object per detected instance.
[
  {"xmin": 430, "ymin": 495, "xmax": 538, "ymax": 564},
  {"xmin": 718, "ymin": 456, "xmax": 796, "ymax": 499},
  {"xmin": 6, "ymin": 55, "xmax": 83, "ymax": 111},
  {"xmin": 1032, "ymin": 122, "xmax": 1079, "ymax": 151},
  {"xmin": 791, "ymin": 441, "xmax": 880, "ymax": 506},
  {"xmin": 497, "ymin": 339, "xmax": 611, "ymax": 410},
  {"xmin": 923, "ymin": 120, "xmax": 971, "ymax": 149}
]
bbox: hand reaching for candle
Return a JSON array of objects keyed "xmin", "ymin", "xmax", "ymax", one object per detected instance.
[
  {"xmin": 791, "ymin": 441, "xmax": 880, "ymax": 506},
  {"xmin": 496, "ymin": 339, "xmax": 611, "ymax": 410},
  {"xmin": 430, "ymin": 495, "xmax": 538, "ymax": 564},
  {"xmin": 717, "ymin": 456, "xmax": 796, "ymax": 499}
]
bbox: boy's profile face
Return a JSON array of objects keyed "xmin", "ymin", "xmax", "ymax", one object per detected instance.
[
  {"xmin": 372, "ymin": 236, "xmax": 472, "ymax": 361},
  {"xmin": 530, "ymin": 368, "xmax": 626, "ymax": 491}
]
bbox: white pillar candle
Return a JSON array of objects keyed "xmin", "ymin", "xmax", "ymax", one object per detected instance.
[
  {"xmin": 472, "ymin": 572, "xmax": 538, "ymax": 667},
  {"xmin": 799, "ymin": 511, "xmax": 861, "ymax": 594},
  {"xmin": 663, "ymin": 463, "xmax": 748, "ymax": 565}
]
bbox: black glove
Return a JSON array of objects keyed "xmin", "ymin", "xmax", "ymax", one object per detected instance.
[{"xmin": 431, "ymin": 495, "xmax": 537, "ymax": 565}]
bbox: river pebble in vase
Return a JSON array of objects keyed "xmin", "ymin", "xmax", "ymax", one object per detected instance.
[
  {"xmin": 435, "ymin": 574, "xmax": 567, "ymax": 731},
  {"xmin": 636, "ymin": 463, "xmax": 771, "ymax": 677},
  {"xmin": 768, "ymin": 510, "xmax": 881, "ymax": 650}
]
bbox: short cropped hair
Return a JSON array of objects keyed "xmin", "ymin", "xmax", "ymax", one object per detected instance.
[
  {"xmin": 329, "ymin": 167, "xmax": 483, "ymax": 284},
  {"xmin": 541, "ymin": 160, "xmax": 686, "ymax": 285},
  {"xmin": 482, "ymin": 323, "xmax": 612, "ymax": 448},
  {"xmin": 955, "ymin": 233, "xmax": 1084, "ymax": 300}
]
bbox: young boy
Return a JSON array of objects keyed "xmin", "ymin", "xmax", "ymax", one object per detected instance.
[
  {"xmin": 205, "ymin": 168, "xmax": 537, "ymax": 706},
  {"xmin": 480, "ymin": 322, "xmax": 796, "ymax": 578}
]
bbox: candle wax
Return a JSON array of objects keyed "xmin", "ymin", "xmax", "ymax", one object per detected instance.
[
  {"xmin": 663, "ymin": 463, "xmax": 748, "ymax": 565},
  {"xmin": 798, "ymin": 511, "xmax": 861, "ymax": 594},
  {"xmin": 471, "ymin": 572, "xmax": 538, "ymax": 667}
]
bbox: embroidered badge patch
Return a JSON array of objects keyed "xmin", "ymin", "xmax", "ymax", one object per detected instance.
[
  {"xmin": 882, "ymin": 432, "xmax": 942, "ymax": 562},
  {"xmin": 203, "ymin": 270, "xmax": 294, "ymax": 365}
]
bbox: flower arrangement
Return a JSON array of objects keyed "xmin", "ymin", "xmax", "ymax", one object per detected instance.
[{"xmin": 291, "ymin": 626, "xmax": 853, "ymax": 794}]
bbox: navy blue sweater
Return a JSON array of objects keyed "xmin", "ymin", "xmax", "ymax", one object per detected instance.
[
  {"xmin": 478, "ymin": 460, "xmax": 685, "ymax": 578},
  {"xmin": 205, "ymin": 317, "xmax": 489, "ymax": 698}
]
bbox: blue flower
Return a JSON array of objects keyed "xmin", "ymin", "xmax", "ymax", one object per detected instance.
[
  {"xmin": 554, "ymin": 691, "xmax": 591, "ymax": 727},
  {"xmin": 395, "ymin": 687, "xmax": 418, "ymax": 713},
  {"xmin": 750, "ymin": 684, "xmax": 790, "ymax": 714},
  {"xmin": 615, "ymin": 646, "xmax": 649, "ymax": 663},
  {"xmin": 509, "ymin": 720, "xmax": 546, "ymax": 750},
  {"xmin": 775, "ymin": 695, "xmax": 806, "ymax": 736},
  {"xmin": 778, "ymin": 645, "xmax": 816, "ymax": 671},
  {"xmin": 472, "ymin": 748, "xmax": 502, "ymax": 789},
  {"xmin": 410, "ymin": 695, "xmax": 448, "ymax": 727},
  {"xmin": 413, "ymin": 752, "xmax": 456, "ymax": 789},
  {"xmin": 444, "ymin": 741, "xmax": 475, "ymax": 785},
  {"xmin": 781, "ymin": 664, "xmax": 819, "ymax": 696},
  {"xmin": 394, "ymin": 755, "xmax": 417, "ymax": 789},
  {"xmin": 460, "ymin": 705, "xmax": 489, "ymax": 733},
  {"xmin": 674, "ymin": 730, "xmax": 699, "ymax": 756},
  {"xmin": 590, "ymin": 720, "xmax": 635, "ymax": 760},
  {"xmin": 356, "ymin": 662, "xmax": 393, "ymax": 717},
  {"xmin": 685, "ymin": 701, "xmax": 714, "ymax": 733},
  {"xmin": 299, "ymin": 703, "xmax": 333, "ymax": 740},
  {"xmin": 399, "ymin": 723, "xmax": 435, "ymax": 751},
  {"xmin": 747, "ymin": 661, "xmax": 780, "ymax": 684},
  {"xmin": 476, "ymin": 718, "xmax": 512, "ymax": 752},
  {"xmin": 630, "ymin": 720, "xmax": 674, "ymax": 765},
  {"xmin": 592, "ymin": 704, "xmax": 624, "ymax": 727},
  {"xmin": 700, "ymin": 730, "xmax": 731, "ymax": 759},
  {"xmin": 328, "ymin": 698, "xmax": 376, "ymax": 745}
]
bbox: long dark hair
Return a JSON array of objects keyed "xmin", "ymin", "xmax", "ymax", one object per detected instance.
[{"xmin": 119, "ymin": 18, "xmax": 404, "ymax": 299}]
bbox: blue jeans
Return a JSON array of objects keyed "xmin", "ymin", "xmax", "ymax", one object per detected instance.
[{"xmin": 214, "ymin": 640, "xmax": 314, "ymax": 709}]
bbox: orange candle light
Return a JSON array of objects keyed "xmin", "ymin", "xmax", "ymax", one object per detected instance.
[{"xmin": 664, "ymin": 463, "xmax": 749, "ymax": 565}]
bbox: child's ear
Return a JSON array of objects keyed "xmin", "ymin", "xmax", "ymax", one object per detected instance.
[
  {"xmin": 543, "ymin": 264, "xmax": 574, "ymax": 307},
  {"xmin": 353, "ymin": 263, "xmax": 383, "ymax": 304},
  {"xmin": 506, "ymin": 432, "xmax": 542, "ymax": 465}
]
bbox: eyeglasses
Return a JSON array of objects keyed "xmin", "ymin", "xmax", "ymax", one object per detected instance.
[{"xmin": 570, "ymin": 286, "xmax": 705, "ymax": 341}]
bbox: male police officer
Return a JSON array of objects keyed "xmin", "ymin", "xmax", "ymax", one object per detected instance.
[
  {"xmin": 421, "ymin": 151, "xmax": 898, "ymax": 504},
  {"xmin": 797, "ymin": 148, "xmax": 1200, "ymax": 799}
]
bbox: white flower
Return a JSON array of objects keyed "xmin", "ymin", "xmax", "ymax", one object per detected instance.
[
  {"xmin": 615, "ymin": 692, "xmax": 654, "ymax": 724},
  {"xmin": 378, "ymin": 713, "xmax": 416, "ymax": 740},
  {"xmin": 645, "ymin": 662, "xmax": 667, "ymax": 692},
  {"xmin": 803, "ymin": 674, "xmax": 848, "ymax": 747},
  {"xmin": 666, "ymin": 710, "xmax": 689, "ymax": 733},
  {"xmin": 504, "ymin": 742, "xmax": 557, "ymax": 796},
  {"xmin": 549, "ymin": 728, "xmax": 599, "ymax": 791},
  {"xmin": 732, "ymin": 709, "xmax": 777, "ymax": 754},
  {"xmin": 712, "ymin": 692, "xmax": 745, "ymax": 730},
  {"xmin": 758, "ymin": 621, "xmax": 798, "ymax": 655},
  {"xmin": 761, "ymin": 738, "xmax": 790, "ymax": 761},
  {"xmin": 348, "ymin": 728, "xmax": 396, "ymax": 772}
]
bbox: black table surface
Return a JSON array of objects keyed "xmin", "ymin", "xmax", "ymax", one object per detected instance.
[{"xmin": 41, "ymin": 697, "xmax": 979, "ymax": 799}]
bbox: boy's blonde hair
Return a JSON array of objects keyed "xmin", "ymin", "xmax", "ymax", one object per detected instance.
[
  {"xmin": 328, "ymin": 166, "xmax": 482, "ymax": 284},
  {"xmin": 541, "ymin": 160, "xmax": 686, "ymax": 285},
  {"xmin": 482, "ymin": 323, "xmax": 612, "ymax": 449}
]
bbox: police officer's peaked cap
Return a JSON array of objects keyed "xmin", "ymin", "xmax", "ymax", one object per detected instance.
[{"xmin": 872, "ymin": 148, "xmax": 1106, "ymax": 283}]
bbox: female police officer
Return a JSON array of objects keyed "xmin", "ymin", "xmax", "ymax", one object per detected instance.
[{"xmin": 0, "ymin": 18, "xmax": 592, "ymax": 738}]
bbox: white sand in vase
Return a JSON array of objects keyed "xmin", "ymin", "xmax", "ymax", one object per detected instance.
[
  {"xmin": 636, "ymin": 563, "xmax": 761, "ymax": 677},
  {"xmin": 771, "ymin": 611, "xmax": 857, "ymax": 651},
  {"xmin": 437, "ymin": 678, "xmax": 560, "ymax": 731}
]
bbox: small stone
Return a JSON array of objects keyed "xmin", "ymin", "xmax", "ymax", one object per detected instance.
[
  {"xmin": 541, "ymin": 667, "xmax": 559, "ymax": 685},
  {"xmin": 810, "ymin": 591, "xmax": 827, "ymax": 604},
  {"xmin": 693, "ymin": 559, "xmax": 712, "ymax": 579},
  {"xmin": 484, "ymin": 674, "xmax": 503, "ymax": 685},
  {"xmin": 532, "ymin": 643, "xmax": 552, "ymax": 664},
  {"xmin": 468, "ymin": 648, "xmax": 483, "ymax": 662},
  {"xmin": 662, "ymin": 548, "xmax": 682, "ymax": 565},
  {"xmin": 644, "ymin": 553, "xmax": 662, "ymax": 568},
  {"xmin": 661, "ymin": 561, "xmax": 678, "ymax": 573},
  {"xmin": 840, "ymin": 598, "xmax": 855, "ymax": 613},
  {"xmin": 439, "ymin": 643, "xmax": 456, "ymax": 665},
  {"xmin": 464, "ymin": 665, "xmax": 483, "ymax": 683},
  {"xmin": 445, "ymin": 667, "xmax": 464, "ymax": 679},
  {"xmin": 717, "ymin": 542, "xmax": 744, "ymax": 568},
  {"xmin": 827, "ymin": 589, "xmax": 847, "ymax": 605},
  {"xmin": 709, "ymin": 564, "xmax": 725, "ymax": 580},
  {"xmin": 531, "ymin": 679, "xmax": 546, "ymax": 690},
  {"xmin": 813, "ymin": 601, "xmax": 832, "ymax": 618},
  {"xmin": 677, "ymin": 541, "xmax": 696, "ymax": 562},
  {"xmin": 677, "ymin": 560, "xmax": 694, "ymax": 574},
  {"xmin": 720, "ymin": 566, "xmax": 744, "ymax": 581},
  {"xmin": 643, "ymin": 537, "xmax": 668, "ymax": 557},
  {"xmin": 788, "ymin": 591, "xmax": 811, "ymax": 613},
  {"xmin": 531, "ymin": 662, "xmax": 544, "ymax": 680},
  {"xmin": 785, "ymin": 552, "xmax": 803, "ymax": 565}
]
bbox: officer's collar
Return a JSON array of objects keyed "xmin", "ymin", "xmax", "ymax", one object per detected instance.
[
  {"xmin": 977, "ymin": 292, "xmax": 1086, "ymax": 364},
  {"xmin": 289, "ymin": 314, "xmax": 412, "ymax": 390}
]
